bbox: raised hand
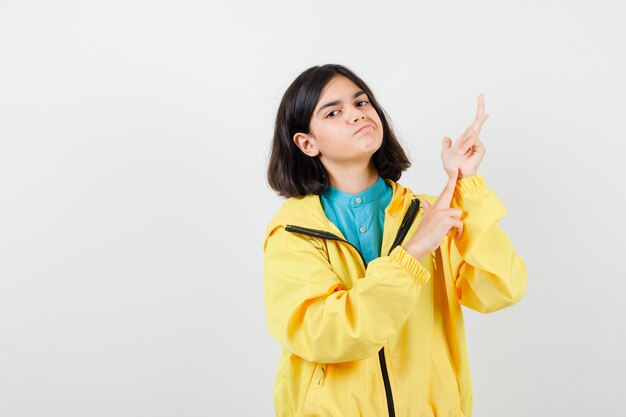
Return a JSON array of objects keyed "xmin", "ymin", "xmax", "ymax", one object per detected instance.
[
  {"xmin": 441, "ymin": 94, "xmax": 489, "ymax": 179},
  {"xmin": 403, "ymin": 166, "xmax": 464, "ymax": 260}
]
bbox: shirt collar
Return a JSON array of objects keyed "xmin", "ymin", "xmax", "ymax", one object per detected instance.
[{"xmin": 322, "ymin": 175, "xmax": 388, "ymax": 207}]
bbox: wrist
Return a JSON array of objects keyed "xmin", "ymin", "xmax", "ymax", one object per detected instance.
[
  {"xmin": 402, "ymin": 242, "xmax": 428, "ymax": 260},
  {"xmin": 459, "ymin": 171, "xmax": 476, "ymax": 179}
]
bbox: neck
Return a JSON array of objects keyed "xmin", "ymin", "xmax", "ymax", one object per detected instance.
[{"xmin": 324, "ymin": 159, "xmax": 379, "ymax": 195}]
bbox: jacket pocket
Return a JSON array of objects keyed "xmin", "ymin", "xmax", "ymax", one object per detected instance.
[{"xmin": 303, "ymin": 363, "xmax": 326, "ymax": 417}]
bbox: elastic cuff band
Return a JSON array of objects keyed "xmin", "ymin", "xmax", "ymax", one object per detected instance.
[
  {"xmin": 455, "ymin": 174, "xmax": 486, "ymax": 195},
  {"xmin": 389, "ymin": 246, "xmax": 431, "ymax": 286}
]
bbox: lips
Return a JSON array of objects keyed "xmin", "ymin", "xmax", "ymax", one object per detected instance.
[{"xmin": 354, "ymin": 123, "xmax": 373, "ymax": 135}]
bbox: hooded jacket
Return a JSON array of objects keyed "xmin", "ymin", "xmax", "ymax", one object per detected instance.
[{"xmin": 263, "ymin": 175, "xmax": 527, "ymax": 417}]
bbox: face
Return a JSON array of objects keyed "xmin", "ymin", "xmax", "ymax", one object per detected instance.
[{"xmin": 293, "ymin": 75, "xmax": 384, "ymax": 167}]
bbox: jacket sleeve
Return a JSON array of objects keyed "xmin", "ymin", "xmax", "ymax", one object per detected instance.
[
  {"xmin": 263, "ymin": 226, "xmax": 431, "ymax": 363},
  {"xmin": 445, "ymin": 174, "xmax": 527, "ymax": 313}
]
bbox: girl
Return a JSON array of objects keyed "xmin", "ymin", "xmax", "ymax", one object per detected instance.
[{"xmin": 263, "ymin": 64, "xmax": 527, "ymax": 417}]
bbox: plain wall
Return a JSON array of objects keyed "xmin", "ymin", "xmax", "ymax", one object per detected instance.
[{"xmin": 1, "ymin": 0, "xmax": 624, "ymax": 416}]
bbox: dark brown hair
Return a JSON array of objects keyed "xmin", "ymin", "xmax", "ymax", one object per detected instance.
[{"xmin": 267, "ymin": 64, "xmax": 411, "ymax": 198}]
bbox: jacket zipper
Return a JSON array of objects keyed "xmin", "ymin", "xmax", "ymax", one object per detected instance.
[{"xmin": 284, "ymin": 197, "xmax": 421, "ymax": 417}]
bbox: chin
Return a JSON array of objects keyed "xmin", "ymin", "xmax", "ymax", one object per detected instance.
[{"xmin": 364, "ymin": 133, "xmax": 383, "ymax": 152}]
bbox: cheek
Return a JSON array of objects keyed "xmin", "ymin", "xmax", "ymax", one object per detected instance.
[
  {"xmin": 368, "ymin": 112, "xmax": 384, "ymax": 136},
  {"xmin": 326, "ymin": 124, "xmax": 349, "ymax": 141},
  {"xmin": 317, "ymin": 127, "xmax": 349, "ymax": 151},
  {"xmin": 371, "ymin": 111, "xmax": 383, "ymax": 127}
]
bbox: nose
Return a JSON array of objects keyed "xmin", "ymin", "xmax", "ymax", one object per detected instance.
[{"xmin": 347, "ymin": 105, "xmax": 366, "ymax": 123}]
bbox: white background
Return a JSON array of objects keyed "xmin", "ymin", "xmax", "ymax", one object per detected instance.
[{"xmin": 1, "ymin": 1, "xmax": 624, "ymax": 416}]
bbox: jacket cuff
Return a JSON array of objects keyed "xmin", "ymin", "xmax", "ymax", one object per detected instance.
[
  {"xmin": 389, "ymin": 246, "xmax": 431, "ymax": 286},
  {"xmin": 454, "ymin": 174, "xmax": 486, "ymax": 196}
]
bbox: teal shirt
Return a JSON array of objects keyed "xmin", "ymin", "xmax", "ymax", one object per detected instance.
[{"xmin": 320, "ymin": 176, "xmax": 393, "ymax": 265}]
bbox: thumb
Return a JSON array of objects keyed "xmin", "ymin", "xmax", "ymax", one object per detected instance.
[
  {"xmin": 422, "ymin": 199, "xmax": 430, "ymax": 210},
  {"xmin": 442, "ymin": 136, "xmax": 452, "ymax": 150}
]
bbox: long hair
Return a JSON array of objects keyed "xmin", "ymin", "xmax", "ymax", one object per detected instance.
[{"xmin": 267, "ymin": 64, "xmax": 411, "ymax": 198}]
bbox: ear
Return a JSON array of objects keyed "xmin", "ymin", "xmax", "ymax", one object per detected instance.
[{"xmin": 292, "ymin": 132, "xmax": 320, "ymax": 157}]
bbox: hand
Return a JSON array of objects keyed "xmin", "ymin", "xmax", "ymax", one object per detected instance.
[
  {"xmin": 441, "ymin": 94, "xmax": 489, "ymax": 178},
  {"xmin": 403, "ymin": 166, "xmax": 464, "ymax": 260}
]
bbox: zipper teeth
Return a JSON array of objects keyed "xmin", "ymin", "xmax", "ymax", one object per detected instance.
[
  {"xmin": 387, "ymin": 198, "xmax": 420, "ymax": 255},
  {"xmin": 285, "ymin": 225, "xmax": 368, "ymax": 267},
  {"xmin": 284, "ymin": 197, "xmax": 420, "ymax": 417},
  {"xmin": 379, "ymin": 349, "xmax": 396, "ymax": 417}
]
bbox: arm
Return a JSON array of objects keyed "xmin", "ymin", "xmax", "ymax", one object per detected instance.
[
  {"xmin": 263, "ymin": 226, "xmax": 431, "ymax": 363},
  {"xmin": 445, "ymin": 175, "xmax": 527, "ymax": 313}
]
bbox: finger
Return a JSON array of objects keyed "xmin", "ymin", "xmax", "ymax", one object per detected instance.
[
  {"xmin": 473, "ymin": 136, "xmax": 485, "ymax": 151},
  {"xmin": 443, "ymin": 207, "xmax": 463, "ymax": 218},
  {"xmin": 455, "ymin": 220, "xmax": 464, "ymax": 239},
  {"xmin": 458, "ymin": 130, "xmax": 477, "ymax": 155},
  {"xmin": 421, "ymin": 199, "xmax": 431, "ymax": 211},
  {"xmin": 455, "ymin": 127, "xmax": 474, "ymax": 154},
  {"xmin": 446, "ymin": 219, "xmax": 464, "ymax": 239},
  {"xmin": 472, "ymin": 114, "xmax": 489, "ymax": 137},
  {"xmin": 442, "ymin": 136, "xmax": 452, "ymax": 150},
  {"xmin": 434, "ymin": 166, "xmax": 459, "ymax": 208},
  {"xmin": 453, "ymin": 132, "xmax": 465, "ymax": 152},
  {"xmin": 472, "ymin": 94, "xmax": 489, "ymax": 135}
]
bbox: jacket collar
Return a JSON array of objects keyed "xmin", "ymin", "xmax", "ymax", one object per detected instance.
[{"xmin": 263, "ymin": 179, "xmax": 417, "ymax": 251}]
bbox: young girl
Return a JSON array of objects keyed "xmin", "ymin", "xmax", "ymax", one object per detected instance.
[{"xmin": 263, "ymin": 64, "xmax": 527, "ymax": 417}]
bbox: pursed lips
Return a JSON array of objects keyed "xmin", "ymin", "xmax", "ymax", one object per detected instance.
[{"xmin": 354, "ymin": 123, "xmax": 373, "ymax": 135}]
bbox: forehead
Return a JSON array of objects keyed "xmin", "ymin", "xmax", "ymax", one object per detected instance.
[{"xmin": 318, "ymin": 75, "xmax": 362, "ymax": 100}]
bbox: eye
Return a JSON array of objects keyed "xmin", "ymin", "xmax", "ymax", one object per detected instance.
[{"xmin": 326, "ymin": 101, "xmax": 369, "ymax": 118}]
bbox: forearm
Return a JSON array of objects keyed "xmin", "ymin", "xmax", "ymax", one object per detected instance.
[{"xmin": 264, "ymin": 234, "xmax": 431, "ymax": 363}]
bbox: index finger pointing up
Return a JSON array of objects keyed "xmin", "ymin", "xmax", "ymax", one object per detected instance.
[
  {"xmin": 433, "ymin": 166, "xmax": 459, "ymax": 209},
  {"xmin": 471, "ymin": 93, "xmax": 489, "ymax": 136}
]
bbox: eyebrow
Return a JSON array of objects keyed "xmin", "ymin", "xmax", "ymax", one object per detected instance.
[{"xmin": 316, "ymin": 90, "xmax": 367, "ymax": 116}]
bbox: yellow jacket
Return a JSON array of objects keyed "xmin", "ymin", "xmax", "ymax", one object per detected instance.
[{"xmin": 263, "ymin": 175, "xmax": 527, "ymax": 417}]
